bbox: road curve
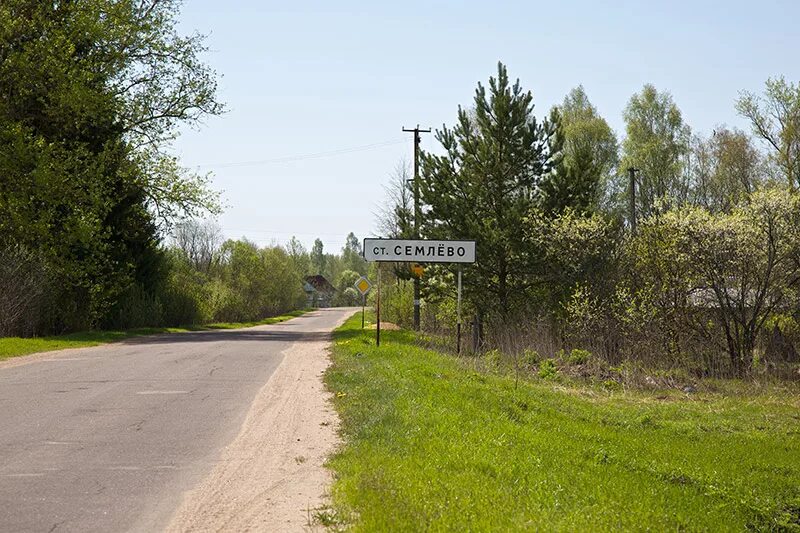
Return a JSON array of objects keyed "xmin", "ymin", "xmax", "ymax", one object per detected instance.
[{"xmin": 0, "ymin": 308, "xmax": 356, "ymax": 532}]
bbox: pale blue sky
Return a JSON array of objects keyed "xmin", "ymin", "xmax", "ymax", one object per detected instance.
[{"xmin": 173, "ymin": 0, "xmax": 799, "ymax": 252}]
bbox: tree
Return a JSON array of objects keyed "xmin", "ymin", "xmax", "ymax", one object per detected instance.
[
  {"xmin": 310, "ymin": 239, "xmax": 326, "ymax": 275},
  {"xmin": 0, "ymin": 0, "xmax": 222, "ymax": 331},
  {"xmin": 541, "ymin": 86, "xmax": 619, "ymax": 215},
  {"xmin": 334, "ymin": 269, "xmax": 362, "ymax": 306},
  {"xmin": 377, "ymin": 161, "xmax": 414, "ymax": 239},
  {"xmin": 736, "ymin": 77, "xmax": 800, "ymax": 188},
  {"xmin": 342, "ymin": 232, "xmax": 366, "ymax": 274},
  {"xmin": 691, "ymin": 127, "xmax": 763, "ymax": 212},
  {"xmin": 286, "ymin": 236, "xmax": 310, "ymax": 276},
  {"xmin": 525, "ymin": 209, "xmax": 621, "ymax": 317},
  {"xmin": 633, "ymin": 189, "xmax": 800, "ymax": 375},
  {"xmin": 419, "ymin": 62, "xmax": 557, "ymax": 318},
  {"xmin": 622, "ymin": 84, "xmax": 691, "ymax": 219},
  {"xmin": 172, "ymin": 219, "xmax": 222, "ymax": 273}
]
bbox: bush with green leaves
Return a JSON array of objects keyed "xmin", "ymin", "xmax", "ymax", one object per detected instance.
[
  {"xmin": 568, "ymin": 348, "xmax": 592, "ymax": 365},
  {"xmin": 538, "ymin": 359, "xmax": 559, "ymax": 379}
]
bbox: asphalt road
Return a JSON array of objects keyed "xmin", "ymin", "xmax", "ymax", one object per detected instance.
[{"xmin": 0, "ymin": 308, "xmax": 354, "ymax": 533}]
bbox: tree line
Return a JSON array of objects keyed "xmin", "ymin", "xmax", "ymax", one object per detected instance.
[
  {"xmin": 0, "ymin": 1, "xmax": 365, "ymax": 336},
  {"xmin": 379, "ymin": 62, "xmax": 800, "ymax": 379}
]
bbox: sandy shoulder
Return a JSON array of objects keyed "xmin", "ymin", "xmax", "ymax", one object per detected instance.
[{"xmin": 165, "ymin": 313, "xmax": 351, "ymax": 532}]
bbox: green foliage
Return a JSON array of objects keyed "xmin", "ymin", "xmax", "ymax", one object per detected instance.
[
  {"xmin": 111, "ymin": 284, "xmax": 165, "ymax": 329},
  {"xmin": 736, "ymin": 76, "xmax": 800, "ymax": 187},
  {"xmin": 0, "ymin": 310, "xmax": 310, "ymax": 361},
  {"xmin": 541, "ymin": 88, "xmax": 619, "ymax": 215},
  {"xmin": 483, "ymin": 348, "xmax": 503, "ymax": 369},
  {"xmin": 310, "ymin": 238, "xmax": 326, "ymax": 275},
  {"xmin": 537, "ymin": 358, "xmax": 558, "ymax": 379},
  {"xmin": 378, "ymin": 69, "xmax": 800, "ymax": 380},
  {"xmin": 567, "ymin": 348, "xmax": 592, "ymax": 365},
  {"xmin": 691, "ymin": 127, "xmax": 764, "ymax": 212},
  {"xmin": 0, "ymin": 0, "xmax": 222, "ymax": 333},
  {"xmin": 419, "ymin": 62, "xmax": 558, "ymax": 317},
  {"xmin": 326, "ymin": 316, "xmax": 800, "ymax": 530},
  {"xmin": 334, "ymin": 270, "xmax": 363, "ymax": 307},
  {"xmin": 524, "ymin": 208, "xmax": 621, "ymax": 325},
  {"xmin": 286, "ymin": 236, "xmax": 310, "ymax": 276},
  {"xmin": 342, "ymin": 232, "xmax": 367, "ymax": 275},
  {"xmin": 630, "ymin": 187, "xmax": 800, "ymax": 374},
  {"xmin": 622, "ymin": 84, "xmax": 691, "ymax": 218},
  {"xmin": 561, "ymin": 86, "xmax": 620, "ymax": 211},
  {"xmin": 214, "ymin": 240, "xmax": 305, "ymax": 322},
  {"xmin": 379, "ymin": 278, "xmax": 415, "ymax": 328}
]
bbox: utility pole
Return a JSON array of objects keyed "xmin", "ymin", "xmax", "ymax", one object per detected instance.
[
  {"xmin": 403, "ymin": 125, "xmax": 431, "ymax": 331},
  {"xmin": 628, "ymin": 167, "xmax": 639, "ymax": 233}
]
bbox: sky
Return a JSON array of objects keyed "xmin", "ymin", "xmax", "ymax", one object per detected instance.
[{"xmin": 172, "ymin": 0, "xmax": 800, "ymax": 253}]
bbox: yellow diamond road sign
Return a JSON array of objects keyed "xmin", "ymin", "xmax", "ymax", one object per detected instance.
[{"xmin": 355, "ymin": 276, "xmax": 372, "ymax": 296}]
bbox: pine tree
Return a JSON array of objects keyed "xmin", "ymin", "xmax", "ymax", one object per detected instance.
[{"xmin": 419, "ymin": 62, "xmax": 557, "ymax": 317}]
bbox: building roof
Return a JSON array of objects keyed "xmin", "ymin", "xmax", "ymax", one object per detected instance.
[{"xmin": 304, "ymin": 275, "xmax": 335, "ymax": 294}]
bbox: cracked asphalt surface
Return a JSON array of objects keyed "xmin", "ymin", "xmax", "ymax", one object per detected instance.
[{"xmin": 0, "ymin": 308, "xmax": 353, "ymax": 532}]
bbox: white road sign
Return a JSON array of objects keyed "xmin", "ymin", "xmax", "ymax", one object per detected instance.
[{"xmin": 363, "ymin": 239, "xmax": 476, "ymax": 264}]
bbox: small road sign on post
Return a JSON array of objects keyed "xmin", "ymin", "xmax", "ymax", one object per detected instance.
[
  {"xmin": 354, "ymin": 276, "xmax": 372, "ymax": 329},
  {"xmin": 354, "ymin": 276, "xmax": 371, "ymax": 296}
]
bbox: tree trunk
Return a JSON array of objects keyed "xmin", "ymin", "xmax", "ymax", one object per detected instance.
[{"xmin": 724, "ymin": 330, "xmax": 742, "ymax": 378}]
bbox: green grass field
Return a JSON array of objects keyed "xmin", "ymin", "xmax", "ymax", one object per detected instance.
[
  {"xmin": 0, "ymin": 309, "xmax": 311, "ymax": 361},
  {"xmin": 324, "ymin": 315, "xmax": 800, "ymax": 531}
]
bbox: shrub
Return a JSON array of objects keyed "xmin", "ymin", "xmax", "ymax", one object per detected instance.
[
  {"xmin": 538, "ymin": 359, "xmax": 558, "ymax": 379},
  {"xmin": 568, "ymin": 348, "xmax": 591, "ymax": 365},
  {"xmin": 112, "ymin": 284, "xmax": 164, "ymax": 329},
  {"xmin": 521, "ymin": 349, "xmax": 540, "ymax": 367}
]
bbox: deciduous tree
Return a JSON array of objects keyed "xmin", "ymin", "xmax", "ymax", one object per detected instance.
[
  {"xmin": 541, "ymin": 86, "xmax": 619, "ymax": 215},
  {"xmin": 736, "ymin": 77, "xmax": 800, "ymax": 188},
  {"xmin": 622, "ymin": 84, "xmax": 691, "ymax": 219}
]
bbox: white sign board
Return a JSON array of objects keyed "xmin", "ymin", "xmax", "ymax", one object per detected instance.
[{"xmin": 363, "ymin": 239, "xmax": 476, "ymax": 264}]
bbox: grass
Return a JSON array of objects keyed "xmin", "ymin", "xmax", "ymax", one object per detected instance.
[
  {"xmin": 0, "ymin": 309, "xmax": 312, "ymax": 361},
  {"xmin": 324, "ymin": 314, "xmax": 800, "ymax": 531}
]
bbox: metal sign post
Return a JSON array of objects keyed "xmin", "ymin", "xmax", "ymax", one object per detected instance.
[
  {"xmin": 376, "ymin": 265, "xmax": 381, "ymax": 347},
  {"xmin": 457, "ymin": 267, "xmax": 462, "ymax": 354},
  {"xmin": 354, "ymin": 276, "xmax": 372, "ymax": 330}
]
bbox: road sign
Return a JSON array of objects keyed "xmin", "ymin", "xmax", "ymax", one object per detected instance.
[
  {"xmin": 354, "ymin": 276, "xmax": 372, "ymax": 296},
  {"xmin": 363, "ymin": 239, "xmax": 476, "ymax": 264},
  {"xmin": 411, "ymin": 263, "xmax": 424, "ymax": 278}
]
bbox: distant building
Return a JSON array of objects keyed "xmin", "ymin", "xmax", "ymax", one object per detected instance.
[{"xmin": 304, "ymin": 275, "xmax": 336, "ymax": 308}]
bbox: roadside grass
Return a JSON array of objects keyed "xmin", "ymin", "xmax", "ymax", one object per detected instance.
[
  {"xmin": 325, "ymin": 315, "xmax": 800, "ymax": 531},
  {"xmin": 0, "ymin": 309, "xmax": 312, "ymax": 361}
]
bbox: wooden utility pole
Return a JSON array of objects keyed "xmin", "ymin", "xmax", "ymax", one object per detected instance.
[
  {"xmin": 628, "ymin": 167, "xmax": 639, "ymax": 233},
  {"xmin": 403, "ymin": 125, "xmax": 431, "ymax": 331}
]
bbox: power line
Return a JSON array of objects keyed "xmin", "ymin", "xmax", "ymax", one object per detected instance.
[
  {"xmin": 193, "ymin": 139, "xmax": 406, "ymax": 169},
  {"xmin": 221, "ymin": 227, "xmax": 356, "ymax": 238}
]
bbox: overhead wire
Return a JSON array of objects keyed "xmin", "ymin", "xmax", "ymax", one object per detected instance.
[{"xmin": 193, "ymin": 138, "xmax": 407, "ymax": 169}]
